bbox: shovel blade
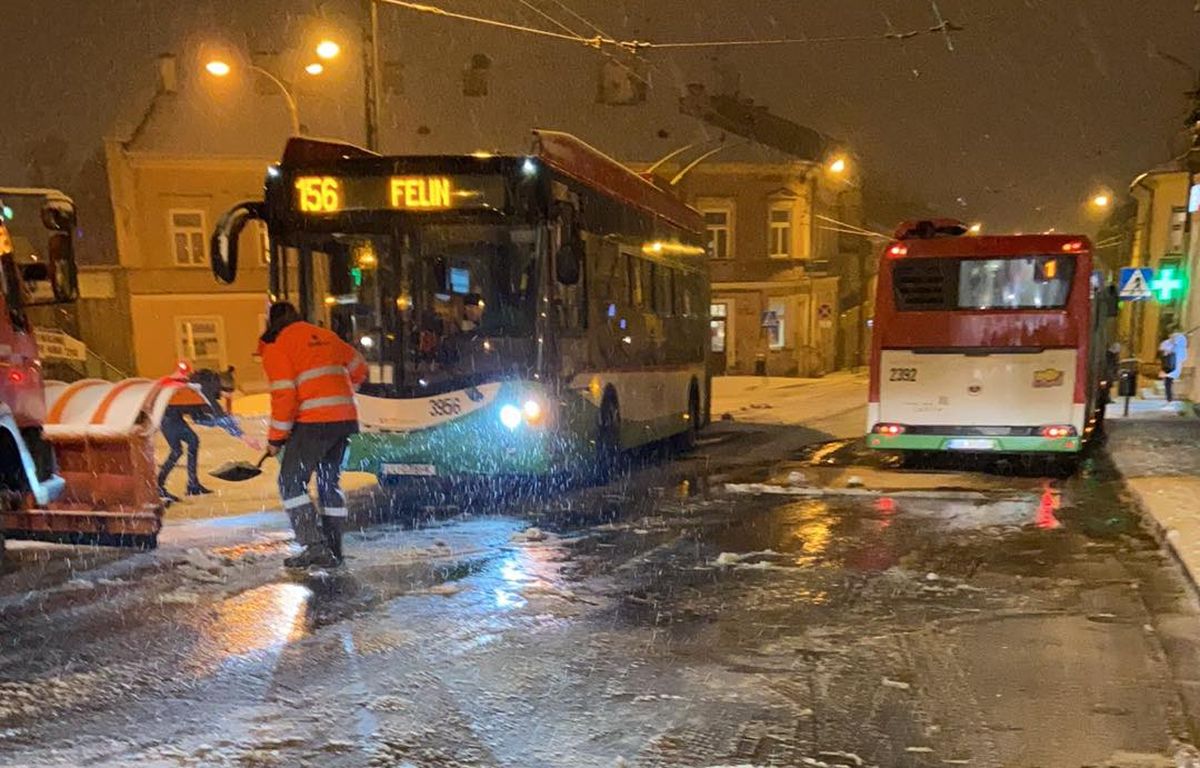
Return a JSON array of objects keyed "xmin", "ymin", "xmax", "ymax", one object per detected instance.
[{"xmin": 209, "ymin": 460, "xmax": 264, "ymax": 482}]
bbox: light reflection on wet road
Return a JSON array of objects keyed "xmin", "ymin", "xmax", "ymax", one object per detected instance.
[{"xmin": 0, "ymin": 429, "xmax": 1197, "ymax": 767}]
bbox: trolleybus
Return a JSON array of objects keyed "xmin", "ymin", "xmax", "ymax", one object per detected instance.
[{"xmin": 211, "ymin": 132, "xmax": 709, "ymax": 481}]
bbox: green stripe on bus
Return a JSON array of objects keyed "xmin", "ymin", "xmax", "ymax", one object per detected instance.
[{"xmin": 865, "ymin": 433, "xmax": 1082, "ymax": 454}]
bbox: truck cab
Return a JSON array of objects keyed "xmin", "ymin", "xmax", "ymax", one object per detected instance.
[{"xmin": 0, "ymin": 191, "xmax": 78, "ymax": 512}]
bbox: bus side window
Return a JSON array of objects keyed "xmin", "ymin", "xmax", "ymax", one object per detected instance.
[
  {"xmin": 556, "ymin": 236, "xmax": 588, "ymax": 333},
  {"xmin": 626, "ymin": 252, "xmax": 641, "ymax": 307},
  {"xmin": 656, "ymin": 267, "xmax": 673, "ymax": 318},
  {"xmin": 641, "ymin": 260, "xmax": 655, "ymax": 313}
]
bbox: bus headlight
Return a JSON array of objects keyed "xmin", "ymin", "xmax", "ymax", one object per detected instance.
[
  {"xmin": 499, "ymin": 404, "xmax": 523, "ymax": 431},
  {"xmin": 523, "ymin": 398, "xmax": 542, "ymax": 422}
]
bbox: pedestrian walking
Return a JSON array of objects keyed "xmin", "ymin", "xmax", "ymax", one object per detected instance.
[
  {"xmin": 1159, "ymin": 328, "xmax": 1188, "ymax": 403},
  {"xmin": 260, "ymin": 301, "xmax": 368, "ymax": 568},
  {"xmin": 157, "ymin": 362, "xmax": 247, "ymax": 502}
]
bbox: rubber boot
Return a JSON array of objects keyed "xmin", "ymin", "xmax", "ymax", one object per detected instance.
[
  {"xmin": 321, "ymin": 516, "xmax": 345, "ymax": 564},
  {"xmin": 283, "ymin": 544, "xmax": 339, "ymax": 569}
]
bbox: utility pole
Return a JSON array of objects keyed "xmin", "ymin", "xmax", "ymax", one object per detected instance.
[{"xmin": 362, "ymin": 0, "xmax": 382, "ymax": 151}]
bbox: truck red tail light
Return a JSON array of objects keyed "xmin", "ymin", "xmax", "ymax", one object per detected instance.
[
  {"xmin": 886, "ymin": 243, "xmax": 908, "ymax": 258},
  {"xmin": 1039, "ymin": 425, "xmax": 1076, "ymax": 438},
  {"xmin": 6, "ymin": 369, "xmax": 24, "ymax": 384},
  {"xmin": 873, "ymin": 423, "xmax": 906, "ymax": 435}
]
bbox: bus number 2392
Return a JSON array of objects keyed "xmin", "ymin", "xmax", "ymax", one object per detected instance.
[{"xmin": 889, "ymin": 368, "xmax": 918, "ymax": 382}]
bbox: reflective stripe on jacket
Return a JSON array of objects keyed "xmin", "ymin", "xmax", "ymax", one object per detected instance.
[{"xmin": 260, "ymin": 321, "xmax": 367, "ymax": 443}]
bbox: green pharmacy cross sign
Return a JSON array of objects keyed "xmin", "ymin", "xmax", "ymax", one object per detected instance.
[{"xmin": 1151, "ymin": 267, "xmax": 1186, "ymax": 303}]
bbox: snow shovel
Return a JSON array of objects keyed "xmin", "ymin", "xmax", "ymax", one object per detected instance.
[{"xmin": 210, "ymin": 451, "xmax": 271, "ymax": 482}]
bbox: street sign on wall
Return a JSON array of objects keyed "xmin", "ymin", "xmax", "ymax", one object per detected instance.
[
  {"xmin": 1118, "ymin": 267, "xmax": 1153, "ymax": 301},
  {"xmin": 33, "ymin": 328, "xmax": 87, "ymax": 362}
]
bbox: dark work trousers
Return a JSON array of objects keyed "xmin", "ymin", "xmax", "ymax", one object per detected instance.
[
  {"xmin": 277, "ymin": 421, "xmax": 357, "ymax": 546},
  {"xmin": 158, "ymin": 408, "xmax": 200, "ymax": 489},
  {"xmin": 1166, "ymin": 376, "xmax": 1175, "ymax": 402}
]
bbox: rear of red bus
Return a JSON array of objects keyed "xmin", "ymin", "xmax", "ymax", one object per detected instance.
[{"xmin": 867, "ymin": 227, "xmax": 1103, "ymax": 455}]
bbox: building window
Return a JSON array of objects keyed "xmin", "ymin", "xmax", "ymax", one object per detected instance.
[
  {"xmin": 699, "ymin": 201, "xmax": 734, "ymax": 259},
  {"xmin": 463, "ymin": 54, "xmax": 491, "ymax": 97},
  {"xmin": 768, "ymin": 201, "xmax": 793, "ymax": 258},
  {"xmin": 1169, "ymin": 207, "xmax": 1187, "ymax": 255},
  {"xmin": 710, "ymin": 302, "xmax": 728, "ymax": 353},
  {"xmin": 765, "ymin": 300, "xmax": 786, "ymax": 350},
  {"xmin": 175, "ymin": 316, "xmax": 226, "ymax": 370},
  {"xmin": 169, "ymin": 210, "xmax": 207, "ymax": 267}
]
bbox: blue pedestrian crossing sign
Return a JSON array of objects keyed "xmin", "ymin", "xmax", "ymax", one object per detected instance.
[{"xmin": 1118, "ymin": 267, "xmax": 1154, "ymax": 301}]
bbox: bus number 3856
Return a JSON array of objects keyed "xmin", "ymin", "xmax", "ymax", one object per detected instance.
[
  {"xmin": 429, "ymin": 397, "xmax": 463, "ymax": 416},
  {"xmin": 889, "ymin": 368, "xmax": 918, "ymax": 382}
]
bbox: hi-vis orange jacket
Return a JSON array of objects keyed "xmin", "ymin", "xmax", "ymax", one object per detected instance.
[{"xmin": 260, "ymin": 321, "xmax": 368, "ymax": 445}]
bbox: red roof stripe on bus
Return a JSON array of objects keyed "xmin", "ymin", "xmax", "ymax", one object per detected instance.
[{"xmin": 532, "ymin": 130, "xmax": 703, "ymax": 234}]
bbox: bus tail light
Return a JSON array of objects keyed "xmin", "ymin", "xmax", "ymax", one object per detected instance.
[
  {"xmin": 873, "ymin": 423, "xmax": 906, "ymax": 436},
  {"xmin": 1061, "ymin": 240, "xmax": 1085, "ymax": 253},
  {"xmin": 886, "ymin": 243, "xmax": 908, "ymax": 258},
  {"xmin": 1040, "ymin": 425, "xmax": 1077, "ymax": 438}
]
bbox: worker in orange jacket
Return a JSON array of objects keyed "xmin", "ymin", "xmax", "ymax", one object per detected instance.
[{"xmin": 260, "ymin": 301, "xmax": 368, "ymax": 568}]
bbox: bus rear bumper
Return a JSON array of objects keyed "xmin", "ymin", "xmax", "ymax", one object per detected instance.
[{"xmin": 866, "ymin": 433, "xmax": 1082, "ymax": 454}]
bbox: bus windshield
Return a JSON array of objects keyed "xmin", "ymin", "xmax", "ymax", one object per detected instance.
[
  {"xmin": 310, "ymin": 222, "xmax": 540, "ymax": 396},
  {"xmin": 892, "ymin": 254, "xmax": 1075, "ymax": 311}
]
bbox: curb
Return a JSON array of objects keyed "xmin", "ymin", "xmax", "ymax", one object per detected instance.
[{"xmin": 1112, "ymin": 466, "xmax": 1200, "ymax": 603}]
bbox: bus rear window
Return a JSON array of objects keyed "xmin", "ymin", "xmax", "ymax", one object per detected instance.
[{"xmin": 892, "ymin": 255, "xmax": 1075, "ymax": 311}]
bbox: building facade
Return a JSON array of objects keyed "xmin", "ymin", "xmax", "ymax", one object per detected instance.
[
  {"xmin": 1127, "ymin": 165, "xmax": 1196, "ymax": 396},
  {"xmin": 672, "ymin": 159, "xmax": 843, "ymax": 376}
]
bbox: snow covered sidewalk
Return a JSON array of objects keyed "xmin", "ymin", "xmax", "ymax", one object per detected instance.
[
  {"xmin": 1106, "ymin": 412, "xmax": 1200, "ymax": 590},
  {"xmin": 710, "ymin": 371, "xmax": 867, "ymax": 427}
]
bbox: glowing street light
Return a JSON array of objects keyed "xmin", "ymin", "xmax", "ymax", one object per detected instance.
[
  {"xmin": 205, "ymin": 60, "xmax": 232, "ymax": 77},
  {"xmin": 1091, "ymin": 193, "xmax": 1111, "ymax": 209},
  {"xmin": 316, "ymin": 40, "xmax": 341, "ymax": 60},
  {"xmin": 305, "ymin": 62, "xmax": 325, "ymax": 76},
  {"xmin": 828, "ymin": 156, "xmax": 848, "ymax": 175},
  {"xmin": 968, "ymin": 222, "xmax": 983, "ymax": 235}
]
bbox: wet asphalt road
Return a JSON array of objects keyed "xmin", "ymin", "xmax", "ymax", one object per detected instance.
[{"xmin": 2, "ymin": 410, "xmax": 1200, "ymax": 768}]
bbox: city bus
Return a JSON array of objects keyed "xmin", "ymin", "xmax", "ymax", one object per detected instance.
[
  {"xmin": 211, "ymin": 132, "xmax": 709, "ymax": 482},
  {"xmin": 866, "ymin": 220, "xmax": 1112, "ymax": 465}
]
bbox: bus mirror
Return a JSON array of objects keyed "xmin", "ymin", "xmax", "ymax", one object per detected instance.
[
  {"xmin": 556, "ymin": 241, "xmax": 581, "ymax": 285},
  {"xmin": 211, "ymin": 201, "xmax": 265, "ymax": 285},
  {"xmin": 47, "ymin": 232, "xmax": 78, "ymax": 302}
]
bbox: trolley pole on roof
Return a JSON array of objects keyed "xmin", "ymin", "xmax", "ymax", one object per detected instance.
[{"xmin": 362, "ymin": 0, "xmax": 382, "ymax": 151}]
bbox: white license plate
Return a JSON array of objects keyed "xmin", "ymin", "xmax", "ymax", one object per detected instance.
[
  {"xmin": 381, "ymin": 463, "xmax": 437, "ymax": 476},
  {"xmin": 946, "ymin": 438, "xmax": 997, "ymax": 451}
]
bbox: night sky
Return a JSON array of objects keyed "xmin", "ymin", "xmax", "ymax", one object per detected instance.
[{"xmin": 3, "ymin": 0, "xmax": 1199, "ymax": 232}]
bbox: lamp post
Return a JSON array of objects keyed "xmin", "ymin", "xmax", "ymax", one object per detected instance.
[
  {"xmin": 205, "ymin": 59, "xmax": 302, "ymax": 136},
  {"xmin": 362, "ymin": 0, "xmax": 382, "ymax": 151},
  {"xmin": 205, "ymin": 40, "xmax": 340, "ymax": 137}
]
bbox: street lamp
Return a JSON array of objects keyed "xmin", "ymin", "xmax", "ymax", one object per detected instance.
[
  {"xmin": 968, "ymin": 222, "xmax": 983, "ymax": 235},
  {"xmin": 1092, "ymin": 193, "xmax": 1112, "ymax": 209},
  {"xmin": 204, "ymin": 58, "xmax": 314, "ymax": 137},
  {"xmin": 828, "ymin": 156, "xmax": 848, "ymax": 175},
  {"xmin": 316, "ymin": 40, "xmax": 341, "ymax": 60}
]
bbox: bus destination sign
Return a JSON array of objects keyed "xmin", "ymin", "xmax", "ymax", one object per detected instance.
[{"xmin": 293, "ymin": 174, "xmax": 506, "ymax": 215}]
